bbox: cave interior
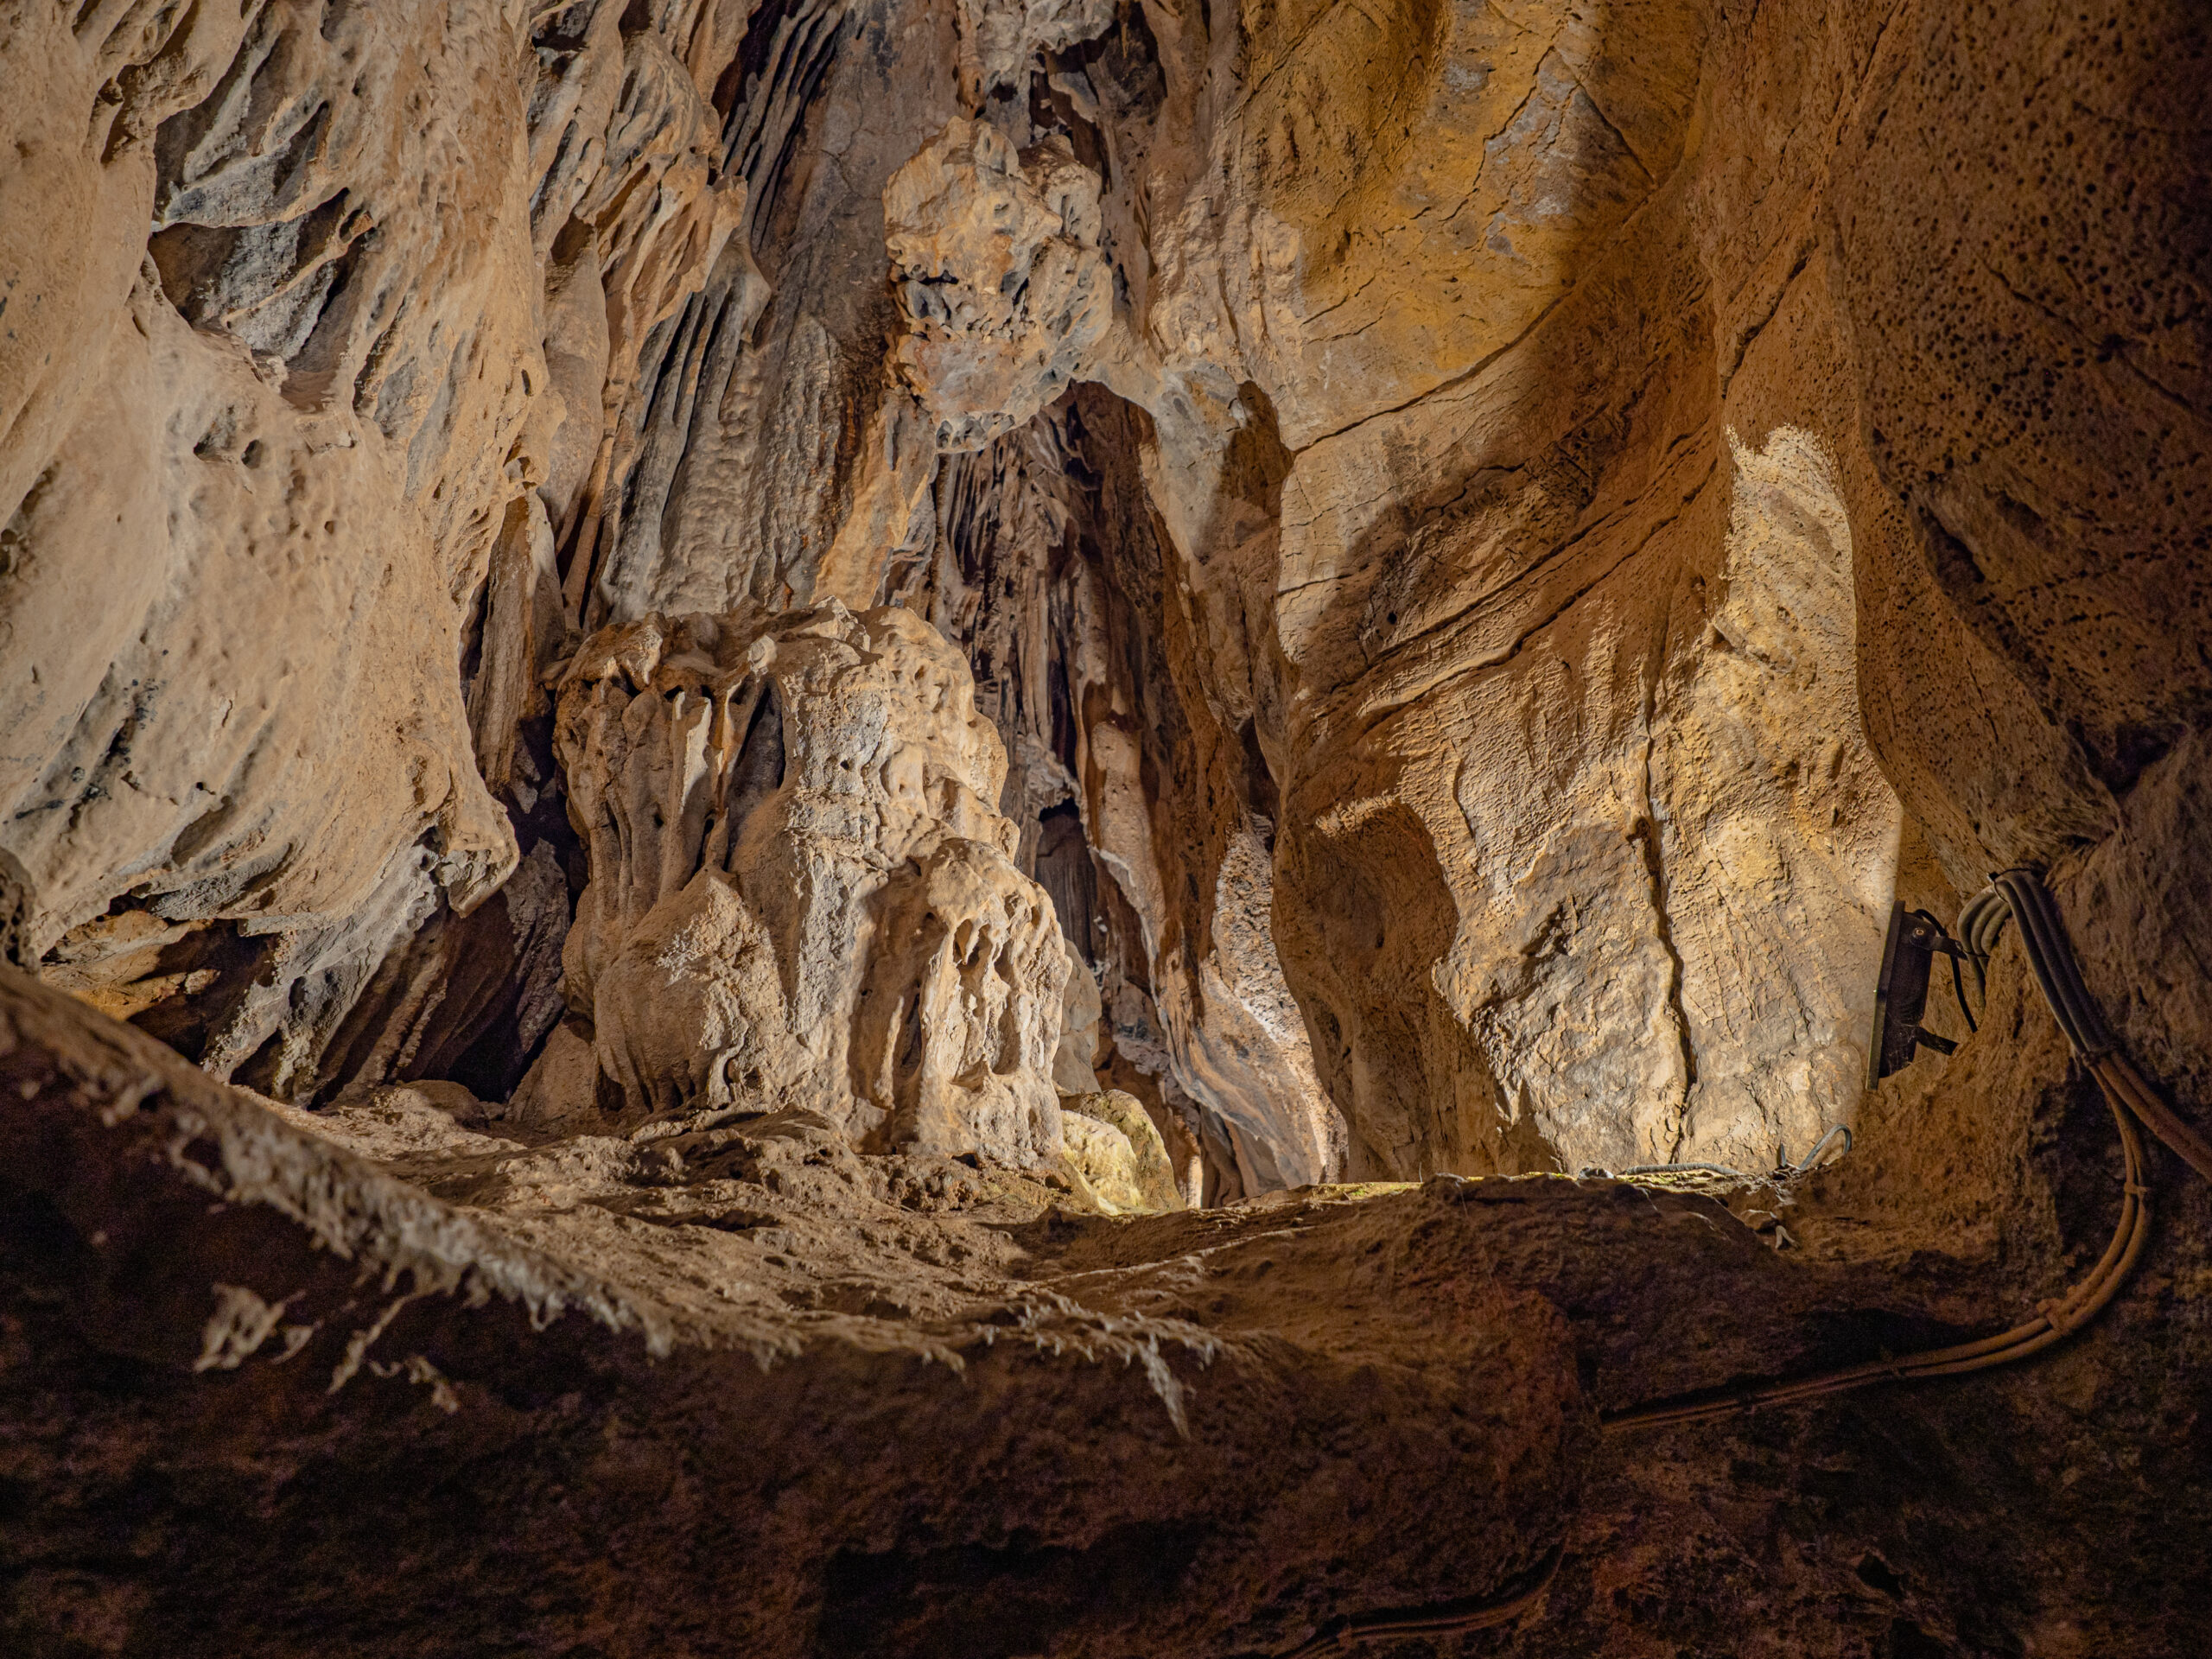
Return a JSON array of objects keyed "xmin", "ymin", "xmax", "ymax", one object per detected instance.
[{"xmin": 2, "ymin": 0, "xmax": 2209, "ymax": 1654}]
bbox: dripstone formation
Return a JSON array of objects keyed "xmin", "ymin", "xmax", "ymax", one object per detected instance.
[
  {"xmin": 532, "ymin": 603, "xmax": 1071, "ymax": 1147},
  {"xmin": 2, "ymin": 0, "xmax": 2209, "ymax": 1655}
]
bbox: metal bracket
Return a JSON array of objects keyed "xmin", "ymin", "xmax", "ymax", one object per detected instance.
[{"xmin": 1867, "ymin": 899, "xmax": 1966, "ymax": 1086}]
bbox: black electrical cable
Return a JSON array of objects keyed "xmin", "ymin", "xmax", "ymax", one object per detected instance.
[
  {"xmin": 1607, "ymin": 867, "xmax": 2209, "ymax": 1435},
  {"xmin": 2015, "ymin": 875, "xmax": 2110, "ymax": 1047},
  {"xmin": 1950, "ymin": 947, "xmax": 1978, "ymax": 1033},
  {"xmin": 1910, "ymin": 907, "xmax": 1977, "ymax": 1034},
  {"xmin": 1967, "ymin": 871, "xmax": 2212, "ymax": 1181},
  {"xmin": 1794, "ymin": 1124, "xmax": 1852, "ymax": 1171},
  {"xmin": 1957, "ymin": 887, "xmax": 2011, "ymax": 1000},
  {"xmin": 1272, "ymin": 1546, "xmax": 1563, "ymax": 1657}
]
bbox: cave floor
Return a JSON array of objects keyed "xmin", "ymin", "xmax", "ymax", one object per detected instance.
[{"xmin": 4, "ymin": 969, "xmax": 2208, "ymax": 1658}]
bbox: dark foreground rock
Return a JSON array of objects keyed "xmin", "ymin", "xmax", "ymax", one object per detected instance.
[{"xmin": 4, "ymin": 969, "xmax": 2209, "ymax": 1656}]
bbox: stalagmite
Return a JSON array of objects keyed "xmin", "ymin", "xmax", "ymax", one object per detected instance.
[{"xmin": 522, "ymin": 601, "xmax": 1071, "ymax": 1164}]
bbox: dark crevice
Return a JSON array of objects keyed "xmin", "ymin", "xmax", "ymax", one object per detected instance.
[{"xmin": 722, "ymin": 681, "xmax": 788, "ymax": 855}]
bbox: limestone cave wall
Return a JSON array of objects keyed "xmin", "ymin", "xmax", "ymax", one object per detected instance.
[
  {"xmin": 2, "ymin": 0, "xmax": 2209, "ymax": 1654},
  {"xmin": 13, "ymin": 0, "xmax": 2201, "ymax": 1196}
]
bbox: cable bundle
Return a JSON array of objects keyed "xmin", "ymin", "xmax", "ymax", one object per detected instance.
[
  {"xmin": 1975, "ymin": 871, "xmax": 2212, "ymax": 1184},
  {"xmin": 1605, "ymin": 868, "xmax": 2208, "ymax": 1434}
]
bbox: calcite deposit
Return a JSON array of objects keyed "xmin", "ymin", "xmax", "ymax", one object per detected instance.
[
  {"xmin": 3, "ymin": 0, "xmax": 2211, "ymax": 1652},
  {"xmin": 0, "ymin": 0, "xmax": 751, "ymax": 1105},
  {"xmin": 526, "ymin": 601, "xmax": 1074, "ymax": 1166},
  {"xmin": 885, "ymin": 118, "xmax": 1122, "ymax": 449}
]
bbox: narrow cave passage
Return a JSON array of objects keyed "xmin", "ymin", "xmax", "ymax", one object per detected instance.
[
  {"xmin": 2, "ymin": 1, "xmax": 2210, "ymax": 1655},
  {"xmin": 873, "ymin": 380, "xmax": 1338, "ymax": 1205}
]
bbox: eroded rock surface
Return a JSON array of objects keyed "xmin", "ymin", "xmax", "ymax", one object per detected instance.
[
  {"xmin": 7, "ymin": 958, "xmax": 2211, "ymax": 1656},
  {"xmin": 861, "ymin": 0, "xmax": 2211, "ymax": 1198},
  {"xmin": 526, "ymin": 601, "xmax": 1072, "ymax": 1168},
  {"xmin": 886, "ymin": 118, "xmax": 1121, "ymax": 449},
  {"xmin": 0, "ymin": 0, "xmax": 750, "ymax": 1103},
  {"xmin": 871, "ymin": 0, "xmax": 1916, "ymax": 1181}
]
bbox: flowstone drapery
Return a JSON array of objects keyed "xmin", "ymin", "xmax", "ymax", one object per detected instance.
[{"xmin": 522, "ymin": 602, "xmax": 1072, "ymax": 1166}]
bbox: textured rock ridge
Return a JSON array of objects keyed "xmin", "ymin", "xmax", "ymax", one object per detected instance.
[
  {"xmin": 864, "ymin": 0, "xmax": 1908, "ymax": 1180},
  {"xmin": 885, "ymin": 385, "xmax": 1348, "ymax": 1198},
  {"xmin": 885, "ymin": 118, "xmax": 1121, "ymax": 449},
  {"xmin": 1, "ymin": 0, "xmax": 753, "ymax": 1105},
  {"xmin": 858, "ymin": 0, "xmax": 2212, "ymax": 1193}
]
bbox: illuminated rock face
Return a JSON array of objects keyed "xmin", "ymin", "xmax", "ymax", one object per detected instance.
[
  {"xmin": 536, "ymin": 602, "xmax": 1071, "ymax": 1164},
  {"xmin": 0, "ymin": 0, "xmax": 2203, "ymax": 1196},
  {"xmin": 0, "ymin": 0, "xmax": 748, "ymax": 1101},
  {"xmin": 885, "ymin": 118, "xmax": 1119, "ymax": 450},
  {"xmin": 875, "ymin": 3, "xmax": 1904, "ymax": 1181},
  {"xmin": 866, "ymin": 0, "xmax": 2212, "ymax": 1191},
  {"xmin": 4, "ymin": 0, "xmax": 2206, "ymax": 1193}
]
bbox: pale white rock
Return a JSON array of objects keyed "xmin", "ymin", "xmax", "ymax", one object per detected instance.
[
  {"xmin": 885, "ymin": 120, "xmax": 1123, "ymax": 450},
  {"xmin": 1646, "ymin": 429, "xmax": 1900, "ymax": 1169},
  {"xmin": 1059, "ymin": 1089, "xmax": 1183, "ymax": 1215},
  {"xmin": 537, "ymin": 603, "xmax": 1074, "ymax": 1166}
]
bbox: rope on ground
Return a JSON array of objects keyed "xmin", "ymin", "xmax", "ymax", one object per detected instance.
[
  {"xmin": 1577, "ymin": 1126, "xmax": 1853, "ymax": 1188},
  {"xmin": 1605, "ymin": 868, "xmax": 2207, "ymax": 1436}
]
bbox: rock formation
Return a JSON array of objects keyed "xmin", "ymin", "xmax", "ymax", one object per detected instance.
[
  {"xmin": 3, "ymin": 0, "xmax": 2211, "ymax": 1652},
  {"xmin": 886, "ymin": 118, "xmax": 1121, "ymax": 449},
  {"xmin": 524, "ymin": 600, "xmax": 1074, "ymax": 1166},
  {"xmin": 0, "ymin": 0, "xmax": 751, "ymax": 1105}
]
